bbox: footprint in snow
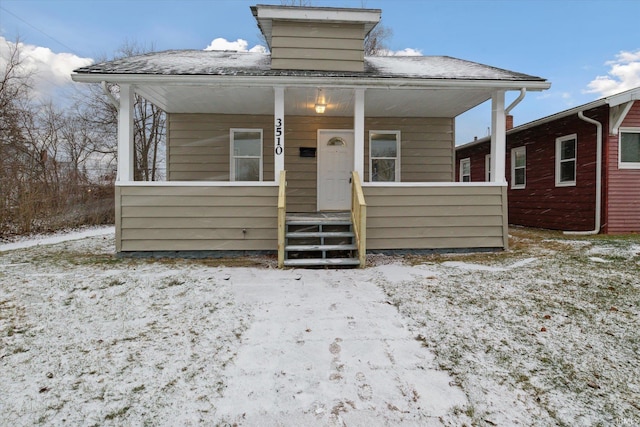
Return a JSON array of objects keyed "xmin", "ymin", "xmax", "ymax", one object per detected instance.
[{"xmin": 355, "ymin": 372, "xmax": 373, "ymax": 401}]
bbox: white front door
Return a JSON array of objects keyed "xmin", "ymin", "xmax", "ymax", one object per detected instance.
[{"xmin": 318, "ymin": 130, "xmax": 354, "ymax": 211}]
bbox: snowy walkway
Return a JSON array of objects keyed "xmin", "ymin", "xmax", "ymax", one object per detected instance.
[{"xmin": 214, "ymin": 268, "xmax": 467, "ymax": 425}]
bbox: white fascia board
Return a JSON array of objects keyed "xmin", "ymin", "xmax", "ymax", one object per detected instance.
[
  {"xmin": 605, "ymin": 86, "xmax": 640, "ymax": 107},
  {"xmin": 458, "ymin": 97, "xmax": 610, "ymax": 149},
  {"xmin": 71, "ymin": 73, "xmax": 551, "ymax": 91},
  {"xmin": 254, "ymin": 5, "xmax": 381, "ymax": 26}
]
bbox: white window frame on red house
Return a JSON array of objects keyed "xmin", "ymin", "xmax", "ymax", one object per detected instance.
[
  {"xmin": 555, "ymin": 134, "xmax": 577, "ymax": 187},
  {"xmin": 511, "ymin": 146, "xmax": 526, "ymax": 189},
  {"xmin": 485, "ymin": 154, "xmax": 492, "ymax": 182},
  {"xmin": 619, "ymin": 127, "xmax": 640, "ymax": 169},
  {"xmin": 459, "ymin": 158, "xmax": 471, "ymax": 182}
]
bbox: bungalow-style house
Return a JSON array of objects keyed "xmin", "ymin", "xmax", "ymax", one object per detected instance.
[
  {"xmin": 456, "ymin": 87, "xmax": 640, "ymax": 234},
  {"xmin": 72, "ymin": 4, "xmax": 550, "ymax": 266}
]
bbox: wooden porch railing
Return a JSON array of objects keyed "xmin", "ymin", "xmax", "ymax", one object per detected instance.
[
  {"xmin": 351, "ymin": 171, "xmax": 367, "ymax": 268},
  {"xmin": 277, "ymin": 170, "xmax": 287, "ymax": 268}
]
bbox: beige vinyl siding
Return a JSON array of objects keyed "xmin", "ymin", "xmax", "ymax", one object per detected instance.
[
  {"xmin": 363, "ymin": 185, "xmax": 508, "ymax": 250},
  {"xmin": 116, "ymin": 185, "xmax": 278, "ymax": 252},
  {"xmin": 167, "ymin": 113, "xmax": 274, "ymax": 181},
  {"xmin": 365, "ymin": 117, "xmax": 454, "ymax": 182},
  {"xmin": 270, "ymin": 21, "xmax": 365, "ymax": 72},
  {"xmin": 167, "ymin": 114, "xmax": 455, "ymax": 212}
]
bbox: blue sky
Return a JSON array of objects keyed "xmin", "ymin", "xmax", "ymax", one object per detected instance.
[{"xmin": 1, "ymin": 0, "xmax": 639, "ymax": 143}]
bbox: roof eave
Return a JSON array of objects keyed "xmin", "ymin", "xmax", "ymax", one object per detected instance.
[
  {"xmin": 71, "ymin": 72, "xmax": 550, "ymax": 91},
  {"xmin": 456, "ymin": 87, "xmax": 640, "ymax": 149}
]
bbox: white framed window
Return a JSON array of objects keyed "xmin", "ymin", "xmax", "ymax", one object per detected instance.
[
  {"xmin": 511, "ymin": 147, "xmax": 526, "ymax": 189},
  {"xmin": 556, "ymin": 134, "xmax": 577, "ymax": 186},
  {"xmin": 230, "ymin": 129, "xmax": 263, "ymax": 181},
  {"xmin": 459, "ymin": 158, "xmax": 471, "ymax": 182},
  {"xmin": 485, "ymin": 154, "xmax": 492, "ymax": 182},
  {"xmin": 369, "ymin": 131, "xmax": 400, "ymax": 182},
  {"xmin": 619, "ymin": 127, "xmax": 640, "ymax": 169}
]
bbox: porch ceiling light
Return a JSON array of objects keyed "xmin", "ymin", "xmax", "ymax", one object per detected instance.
[{"xmin": 315, "ymin": 88, "xmax": 326, "ymax": 114}]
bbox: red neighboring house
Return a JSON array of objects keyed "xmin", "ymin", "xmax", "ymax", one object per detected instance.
[{"xmin": 456, "ymin": 87, "xmax": 640, "ymax": 234}]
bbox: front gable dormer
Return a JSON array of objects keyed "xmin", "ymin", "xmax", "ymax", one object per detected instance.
[{"xmin": 251, "ymin": 4, "xmax": 381, "ymax": 72}]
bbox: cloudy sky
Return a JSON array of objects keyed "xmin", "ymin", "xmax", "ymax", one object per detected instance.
[{"xmin": 1, "ymin": 0, "xmax": 639, "ymax": 143}]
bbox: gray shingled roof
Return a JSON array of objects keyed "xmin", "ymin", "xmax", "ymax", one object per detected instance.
[{"xmin": 73, "ymin": 50, "xmax": 545, "ymax": 82}]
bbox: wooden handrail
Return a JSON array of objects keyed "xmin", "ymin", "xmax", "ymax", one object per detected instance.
[
  {"xmin": 277, "ymin": 170, "xmax": 287, "ymax": 268},
  {"xmin": 351, "ymin": 171, "xmax": 367, "ymax": 268}
]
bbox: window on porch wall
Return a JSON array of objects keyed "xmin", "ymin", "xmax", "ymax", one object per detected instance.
[
  {"xmin": 230, "ymin": 129, "xmax": 263, "ymax": 181},
  {"xmin": 369, "ymin": 131, "xmax": 400, "ymax": 182}
]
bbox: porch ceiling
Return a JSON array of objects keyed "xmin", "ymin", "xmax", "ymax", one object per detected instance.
[{"xmin": 134, "ymin": 84, "xmax": 493, "ymax": 117}]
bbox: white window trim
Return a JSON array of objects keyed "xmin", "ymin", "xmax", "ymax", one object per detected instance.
[
  {"xmin": 459, "ymin": 157, "xmax": 471, "ymax": 182},
  {"xmin": 511, "ymin": 147, "xmax": 526, "ymax": 189},
  {"xmin": 230, "ymin": 128, "xmax": 263, "ymax": 182},
  {"xmin": 485, "ymin": 154, "xmax": 492, "ymax": 182},
  {"xmin": 555, "ymin": 134, "xmax": 577, "ymax": 187},
  {"xmin": 369, "ymin": 130, "xmax": 401, "ymax": 182},
  {"xmin": 619, "ymin": 127, "xmax": 640, "ymax": 169}
]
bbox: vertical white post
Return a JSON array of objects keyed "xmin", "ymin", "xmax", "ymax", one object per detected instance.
[
  {"xmin": 490, "ymin": 90, "xmax": 507, "ymax": 183},
  {"xmin": 354, "ymin": 88, "xmax": 365, "ymax": 177},
  {"xmin": 117, "ymin": 84, "xmax": 134, "ymax": 182},
  {"xmin": 274, "ymin": 86, "xmax": 285, "ymax": 184}
]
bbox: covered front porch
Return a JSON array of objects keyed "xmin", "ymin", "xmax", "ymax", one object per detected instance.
[{"xmin": 110, "ymin": 78, "xmax": 517, "ymax": 266}]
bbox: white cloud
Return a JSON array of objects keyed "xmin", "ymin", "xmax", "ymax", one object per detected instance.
[
  {"xmin": 378, "ymin": 47, "xmax": 423, "ymax": 56},
  {"xmin": 204, "ymin": 38, "xmax": 266, "ymax": 53},
  {"xmin": 585, "ymin": 49, "xmax": 640, "ymax": 97},
  {"xmin": 0, "ymin": 36, "xmax": 93, "ymax": 101}
]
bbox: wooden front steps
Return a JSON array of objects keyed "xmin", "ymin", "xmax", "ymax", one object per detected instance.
[{"xmin": 284, "ymin": 212, "xmax": 360, "ymax": 267}]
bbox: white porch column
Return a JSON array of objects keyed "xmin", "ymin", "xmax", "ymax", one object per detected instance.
[
  {"xmin": 117, "ymin": 84, "xmax": 134, "ymax": 182},
  {"xmin": 490, "ymin": 90, "xmax": 507, "ymax": 183},
  {"xmin": 274, "ymin": 86, "xmax": 285, "ymax": 184},
  {"xmin": 353, "ymin": 88, "xmax": 365, "ymax": 177}
]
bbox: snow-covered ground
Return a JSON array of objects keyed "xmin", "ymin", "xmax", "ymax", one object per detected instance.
[{"xmin": 0, "ymin": 227, "xmax": 638, "ymax": 426}]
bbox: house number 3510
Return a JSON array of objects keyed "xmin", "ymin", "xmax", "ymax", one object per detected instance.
[{"xmin": 275, "ymin": 118, "xmax": 283, "ymax": 155}]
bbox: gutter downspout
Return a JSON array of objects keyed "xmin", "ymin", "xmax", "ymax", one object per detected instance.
[
  {"xmin": 564, "ymin": 111, "xmax": 602, "ymax": 235},
  {"xmin": 102, "ymin": 81, "xmax": 120, "ymax": 110},
  {"xmin": 505, "ymin": 88, "xmax": 526, "ymax": 115}
]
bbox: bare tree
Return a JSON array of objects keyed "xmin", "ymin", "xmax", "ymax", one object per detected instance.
[
  {"xmin": 1, "ymin": 38, "xmax": 115, "ymax": 235},
  {"xmin": 0, "ymin": 37, "xmax": 37, "ymax": 233},
  {"xmin": 364, "ymin": 21, "xmax": 393, "ymax": 56},
  {"xmin": 76, "ymin": 41, "xmax": 166, "ymax": 182}
]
